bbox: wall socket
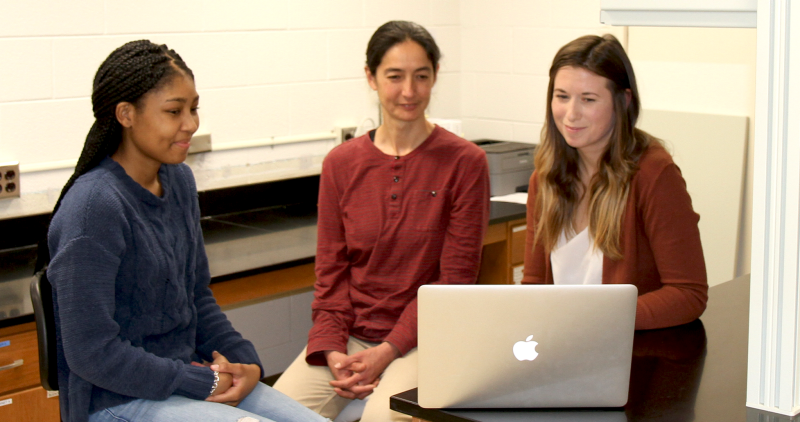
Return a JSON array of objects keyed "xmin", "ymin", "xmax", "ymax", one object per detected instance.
[
  {"xmin": 188, "ymin": 133, "xmax": 212, "ymax": 154},
  {"xmin": 340, "ymin": 127, "xmax": 357, "ymax": 143},
  {"xmin": 0, "ymin": 162, "xmax": 20, "ymax": 199}
]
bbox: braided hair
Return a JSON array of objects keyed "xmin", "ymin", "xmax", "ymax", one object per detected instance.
[{"xmin": 35, "ymin": 40, "xmax": 194, "ymax": 272}]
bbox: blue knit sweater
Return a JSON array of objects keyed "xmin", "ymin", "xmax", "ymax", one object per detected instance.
[{"xmin": 47, "ymin": 158, "xmax": 263, "ymax": 422}]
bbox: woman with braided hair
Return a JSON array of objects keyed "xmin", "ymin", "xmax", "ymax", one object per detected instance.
[{"xmin": 39, "ymin": 40, "xmax": 329, "ymax": 422}]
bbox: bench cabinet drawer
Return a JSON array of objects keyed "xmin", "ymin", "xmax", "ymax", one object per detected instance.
[
  {"xmin": 0, "ymin": 328, "xmax": 39, "ymax": 394},
  {"xmin": 0, "ymin": 386, "xmax": 60, "ymax": 422}
]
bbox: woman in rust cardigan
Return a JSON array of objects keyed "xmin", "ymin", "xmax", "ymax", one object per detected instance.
[{"xmin": 522, "ymin": 34, "xmax": 707, "ymax": 330}]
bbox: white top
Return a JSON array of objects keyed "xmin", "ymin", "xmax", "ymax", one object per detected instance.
[{"xmin": 550, "ymin": 228, "xmax": 604, "ymax": 285}]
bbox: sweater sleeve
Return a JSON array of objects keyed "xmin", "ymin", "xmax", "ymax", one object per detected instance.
[
  {"xmin": 634, "ymin": 162, "xmax": 708, "ymax": 330},
  {"xmin": 49, "ymin": 236, "xmax": 215, "ymax": 401},
  {"xmin": 181, "ymin": 167, "xmax": 264, "ymax": 376},
  {"xmin": 383, "ymin": 149, "xmax": 491, "ymax": 355},
  {"xmin": 306, "ymin": 156, "xmax": 356, "ymax": 365},
  {"xmin": 522, "ymin": 172, "xmax": 548, "ymax": 285}
]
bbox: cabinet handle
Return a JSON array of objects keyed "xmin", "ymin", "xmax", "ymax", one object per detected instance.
[{"xmin": 0, "ymin": 359, "xmax": 23, "ymax": 371}]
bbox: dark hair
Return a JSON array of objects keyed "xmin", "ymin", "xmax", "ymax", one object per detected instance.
[
  {"xmin": 365, "ymin": 20, "xmax": 441, "ymax": 75},
  {"xmin": 35, "ymin": 40, "xmax": 194, "ymax": 271}
]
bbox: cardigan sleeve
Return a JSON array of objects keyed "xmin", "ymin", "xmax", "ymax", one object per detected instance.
[
  {"xmin": 522, "ymin": 171, "xmax": 548, "ymax": 285},
  {"xmin": 633, "ymin": 161, "xmax": 708, "ymax": 330},
  {"xmin": 383, "ymin": 148, "xmax": 491, "ymax": 355},
  {"xmin": 306, "ymin": 155, "xmax": 356, "ymax": 365}
]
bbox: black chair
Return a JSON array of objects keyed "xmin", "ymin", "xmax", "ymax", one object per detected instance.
[{"xmin": 30, "ymin": 268, "xmax": 59, "ymax": 391}]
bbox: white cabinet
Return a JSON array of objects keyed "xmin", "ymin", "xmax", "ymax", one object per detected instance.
[{"xmin": 600, "ymin": 0, "xmax": 757, "ymax": 28}]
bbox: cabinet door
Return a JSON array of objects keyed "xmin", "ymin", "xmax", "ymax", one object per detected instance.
[
  {"xmin": 509, "ymin": 222, "xmax": 527, "ymax": 266},
  {"xmin": 0, "ymin": 327, "xmax": 40, "ymax": 394},
  {"xmin": 0, "ymin": 386, "xmax": 60, "ymax": 422}
]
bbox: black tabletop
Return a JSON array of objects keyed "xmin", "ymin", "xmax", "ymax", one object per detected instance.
[
  {"xmin": 391, "ymin": 275, "xmax": 797, "ymax": 422},
  {"xmin": 488, "ymin": 201, "xmax": 526, "ymax": 225}
]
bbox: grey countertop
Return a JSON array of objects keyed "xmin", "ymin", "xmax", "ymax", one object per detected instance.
[{"xmin": 0, "ymin": 201, "xmax": 526, "ymax": 326}]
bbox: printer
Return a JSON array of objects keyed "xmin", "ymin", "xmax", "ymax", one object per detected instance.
[{"xmin": 474, "ymin": 140, "xmax": 537, "ymax": 197}]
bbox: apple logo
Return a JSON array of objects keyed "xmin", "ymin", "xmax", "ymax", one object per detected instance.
[{"xmin": 513, "ymin": 335, "xmax": 539, "ymax": 361}]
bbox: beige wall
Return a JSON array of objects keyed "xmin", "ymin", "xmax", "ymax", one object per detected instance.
[{"xmin": 627, "ymin": 27, "xmax": 757, "ymax": 277}]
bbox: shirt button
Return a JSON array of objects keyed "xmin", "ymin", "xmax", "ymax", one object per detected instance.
[
  {"xmin": 391, "ymin": 194, "xmax": 397, "ymax": 200},
  {"xmin": 431, "ymin": 191, "xmax": 437, "ymax": 197},
  {"xmin": 394, "ymin": 156, "xmax": 400, "ymax": 160},
  {"xmin": 394, "ymin": 176, "xmax": 400, "ymax": 183}
]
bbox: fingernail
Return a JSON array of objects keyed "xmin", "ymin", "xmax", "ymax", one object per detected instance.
[
  {"xmin": 210, "ymin": 365, "xmax": 219, "ymax": 370},
  {"xmin": 334, "ymin": 363, "xmax": 341, "ymax": 368}
]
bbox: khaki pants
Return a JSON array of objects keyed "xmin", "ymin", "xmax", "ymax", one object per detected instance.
[{"xmin": 273, "ymin": 337, "xmax": 417, "ymax": 422}]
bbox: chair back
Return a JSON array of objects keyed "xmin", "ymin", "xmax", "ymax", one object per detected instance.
[{"xmin": 30, "ymin": 268, "xmax": 59, "ymax": 391}]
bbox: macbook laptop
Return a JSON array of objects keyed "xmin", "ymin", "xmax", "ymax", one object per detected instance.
[{"xmin": 417, "ymin": 284, "xmax": 637, "ymax": 409}]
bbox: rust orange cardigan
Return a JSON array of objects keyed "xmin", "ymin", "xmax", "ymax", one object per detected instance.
[{"xmin": 522, "ymin": 143, "xmax": 708, "ymax": 330}]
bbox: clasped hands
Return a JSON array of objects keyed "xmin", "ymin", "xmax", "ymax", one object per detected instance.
[
  {"xmin": 192, "ymin": 351, "xmax": 261, "ymax": 406},
  {"xmin": 325, "ymin": 342, "xmax": 400, "ymax": 400}
]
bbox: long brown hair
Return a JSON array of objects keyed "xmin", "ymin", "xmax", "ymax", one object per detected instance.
[{"xmin": 533, "ymin": 34, "xmax": 653, "ymax": 259}]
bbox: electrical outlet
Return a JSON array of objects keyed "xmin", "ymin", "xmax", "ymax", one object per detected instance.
[
  {"xmin": 340, "ymin": 127, "xmax": 357, "ymax": 142},
  {"xmin": 189, "ymin": 133, "xmax": 212, "ymax": 154},
  {"xmin": 0, "ymin": 162, "xmax": 20, "ymax": 199}
]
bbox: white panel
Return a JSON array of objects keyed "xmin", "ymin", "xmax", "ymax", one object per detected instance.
[
  {"xmin": 200, "ymin": 0, "xmax": 289, "ymax": 31},
  {"xmin": 602, "ymin": 0, "xmax": 756, "ymax": 12},
  {"xmin": 600, "ymin": 0, "xmax": 757, "ymax": 28},
  {"xmin": 0, "ymin": 0, "xmax": 104, "ymax": 36},
  {"xmin": 105, "ymin": 1, "xmax": 204, "ymax": 34},
  {"xmin": 0, "ymin": 39, "xmax": 53, "ymax": 102},
  {"xmin": 637, "ymin": 110, "xmax": 747, "ymax": 286},
  {"xmin": 747, "ymin": 0, "xmax": 800, "ymax": 416},
  {"xmin": 601, "ymin": 10, "xmax": 756, "ymax": 28}
]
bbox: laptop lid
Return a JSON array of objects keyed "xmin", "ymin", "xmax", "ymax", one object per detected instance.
[{"xmin": 418, "ymin": 284, "xmax": 637, "ymax": 409}]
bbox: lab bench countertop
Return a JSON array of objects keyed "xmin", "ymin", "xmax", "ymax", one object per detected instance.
[{"xmin": 0, "ymin": 199, "xmax": 526, "ymax": 327}]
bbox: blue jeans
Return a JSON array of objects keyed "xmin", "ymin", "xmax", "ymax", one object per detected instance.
[{"xmin": 88, "ymin": 382, "xmax": 329, "ymax": 422}]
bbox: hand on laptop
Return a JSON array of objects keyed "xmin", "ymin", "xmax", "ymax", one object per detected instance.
[{"xmin": 326, "ymin": 342, "xmax": 400, "ymax": 399}]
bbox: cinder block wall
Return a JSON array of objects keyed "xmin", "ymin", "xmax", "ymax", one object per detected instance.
[
  {"xmin": 458, "ymin": 0, "xmax": 623, "ymax": 143},
  {"xmin": 0, "ymin": 0, "xmax": 462, "ymax": 219}
]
